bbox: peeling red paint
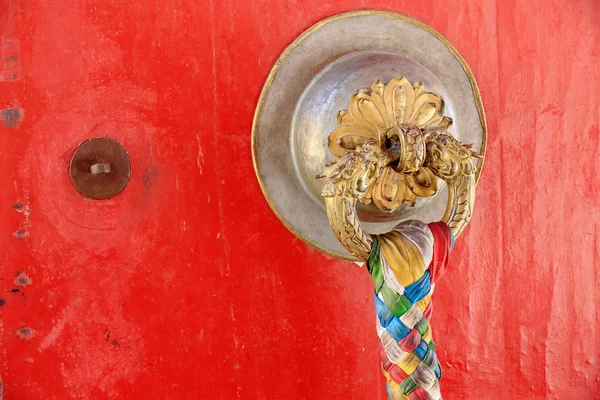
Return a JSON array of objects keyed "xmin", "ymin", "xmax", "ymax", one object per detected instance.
[
  {"xmin": 0, "ymin": 37, "xmax": 21, "ymax": 82},
  {"xmin": 13, "ymin": 270, "xmax": 32, "ymax": 287},
  {"xmin": 0, "ymin": 107, "xmax": 23, "ymax": 128},
  {"xmin": 0, "ymin": 0, "xmax": 599, "ymax": 399},
  {"xmin": 15, "ymin": 327, "xmax": 36, "ymax": 341}
]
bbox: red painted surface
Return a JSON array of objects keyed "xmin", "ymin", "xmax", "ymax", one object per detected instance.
[{"xmin": 0, "ymin": 1, "xmax": 599, "ymax": 399}]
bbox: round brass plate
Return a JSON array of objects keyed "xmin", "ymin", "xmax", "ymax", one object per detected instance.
[
  {"xmin": 252, "ymin": 10, "xmax": 487, "ymax": 260},
  {"xmin": 70, "ymin": 137, "xmax": 131, "ymax": 200}
]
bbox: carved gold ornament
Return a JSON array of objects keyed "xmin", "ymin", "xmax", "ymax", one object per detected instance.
[{"xmin": 318, "ymin": 77, "xmax": 482, "ymax": 260}]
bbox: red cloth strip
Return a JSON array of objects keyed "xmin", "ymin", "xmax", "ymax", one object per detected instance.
[
  {"xmin": 423, "ymin": 301, "xmax": 433, "ymax": 320},
  {"xmin": 427, "ymin": 222, "xmax": 452, "ymax": 283},
  {"xmin": 399, "ymin": 328, "xmax": 422, "ymax": 352},
  {"xmin": 382, "ymin": 357, "xmax": 394, "ymax": 372},
  {"xmin": 379, "ymin": 342, "xmax": 395, "ymax": 372},
  {"xmin": 388, "ymin": 364, "xmax": 409, "ymax": 383}
]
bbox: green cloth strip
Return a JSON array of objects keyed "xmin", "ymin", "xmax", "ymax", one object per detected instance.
[
  {"xmin": 400, "ymin": 376, "xmax": 418, "ymax": 395},
  {"xmin": 380, "ymin": 284, "xmax": 412, "ymax": 317},
  {"xmin": 367, "ymin": 237, "xmax": 385, "ymax": 292},
  {"xmin": 422, "ymin": 342, "xmax": 437, "ymax": 369},
  {"xmin": 368, "ymin": 237, "xmax": 414, "ymax": 318},
  {"xmin": 415, "ymin": 316, "xmax": 429, "ymax": 336}
]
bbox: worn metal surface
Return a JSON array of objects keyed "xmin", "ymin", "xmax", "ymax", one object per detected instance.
[
  {"xmin": 0, "ymin": 1, "xmax": 599, "ymax": 399},
  {"xmin": 70, "ymin": 138, "xmax": 131, "ymax": 200},
  {"xmin": 253, "ymin": 12, "xmax": 485, "ymax": 259}
]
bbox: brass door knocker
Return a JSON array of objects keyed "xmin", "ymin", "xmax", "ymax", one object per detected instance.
[
  {"xmin": 253, "ymin": 11, "xmax": 486, "ymax": 400},
  {"xmin": 318, "ymin": 77, "xmax": 482, "ymax": 260}
]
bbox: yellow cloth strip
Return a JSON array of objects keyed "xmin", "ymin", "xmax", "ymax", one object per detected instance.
[
  {"xmin": 422, "ymin": 325, "xmax": 432, "ymax": 343},
  {"xmin": 378, "ymin": 231, "xmax": 426, "ymax": 287},
  {"xmin": 382, "ymin": 370, "xmax": 408, "ymax": 400},
  {"xmin": 398, "ymin": 352, "xmax": 421, "ymax": 375},
  {"xmin": 416, "ymin": 294, "xmax": 431, "ymax": 312},
  {"xmin": 391, "ymin": 387, "xmax": 409, "ymax": 400}
]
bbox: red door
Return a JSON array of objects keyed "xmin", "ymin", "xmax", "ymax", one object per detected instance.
[{"xmin": 1, "ymin": 1, "xmax": 599, "ymax": 399}]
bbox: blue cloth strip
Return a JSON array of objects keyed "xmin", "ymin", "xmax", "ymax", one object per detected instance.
[
  {"xmin": 375, "ymin": 293, "xmax": 411, "ymax": 341},
  {"xmin": 375, "ymin": 293, "xmax": 395, "ymax": 327},
  {"xmin": 434, "ymin": 362, "xmax": 442, "ymax": 380},
  {"xmin": 404, "ymin": 270, "xmax": 431, "ymax": 303},
  {"xmin": 413, "ymin": 339, "xmax": 429, "ymax": 360},
  {"xmin": 386, "ymin": 316, "xmax": 411, "ymax": 341}
]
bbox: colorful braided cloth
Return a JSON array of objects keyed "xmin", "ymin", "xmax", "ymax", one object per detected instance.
[{"xmin": 367, "ymin": 220, "xmax": 453, "ymax": 400}]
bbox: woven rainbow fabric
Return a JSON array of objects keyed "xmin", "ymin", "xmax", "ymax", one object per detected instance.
[{"xmin": 367, "ymin": 220, "xmax": 453, "ymax": 400}]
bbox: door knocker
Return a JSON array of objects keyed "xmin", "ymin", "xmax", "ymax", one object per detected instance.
[{"xmin": 252, "ymin": 11, "xmax": 486, "ymax": 400}]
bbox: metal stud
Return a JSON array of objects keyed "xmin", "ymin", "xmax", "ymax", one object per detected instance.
[{"xmin": 69, "ymin": 138, "xmax": 131, "ymax": 200}]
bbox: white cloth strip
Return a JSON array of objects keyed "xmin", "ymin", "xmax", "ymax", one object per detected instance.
[
  {"xmin": 399, "ymin": 304, "xmax": 424, "ymax": 329},
  {"xmin": 376, "ymin": 316, "xmax": 386, "ymax": 337},
  {"xmin": 381, "ymin": 251, "xmax": 405, "ymax": 295},
  {"xmin": 393, "ymin": 220, "xmax": 434, "ymax": 268},
  {"xmin": 411, "ymin": 363, "xmax": 437, "ymax": 391},
  {"xmin": 380, "ymin": 331, "xmax": 407, "ymax": 364},
  {"xmin": 428, "ymin": 379, "xmax": 442, "ymax": 400}
]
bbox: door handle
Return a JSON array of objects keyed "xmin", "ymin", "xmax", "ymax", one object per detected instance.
[
  {"xmin": 315, "ymin": 76, "xmax": 483, "ymax": 399},
  {"xmin": 252, "ymin": 11, "xmax": 486, "ymax": 400}
]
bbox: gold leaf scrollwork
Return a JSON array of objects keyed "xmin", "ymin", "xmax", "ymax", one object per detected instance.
[
  {"xmin": 327, "ymin": 78, "xmax": 448, "ymax": 213},
  {"xmin": 318, "ymin": 77, "xmax": 482, "ymax": 260}
]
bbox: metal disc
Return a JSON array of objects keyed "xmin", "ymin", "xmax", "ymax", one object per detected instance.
[
  {"xmin": 252, "ymin": 10, "xmax": 487, "ymax": 260},
  {"xmin": 70, "ymin": 137, "xmax": 131, "ymax": 200}
]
